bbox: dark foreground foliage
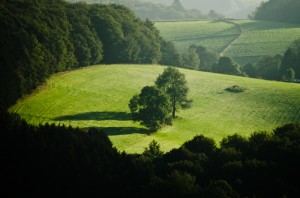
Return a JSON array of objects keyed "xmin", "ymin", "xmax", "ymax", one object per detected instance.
[{"xmin": 1, "ymin": 110, "xmax": 300, "ymax": 197}]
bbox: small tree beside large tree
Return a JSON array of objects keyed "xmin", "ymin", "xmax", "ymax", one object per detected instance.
[
  {"xmin": 129, "ymin": 86, "xmax": 172, "ymax": 132},
  {"xmin": 129, "ymin": 66, "xmax": 192, "ymax": 132}
]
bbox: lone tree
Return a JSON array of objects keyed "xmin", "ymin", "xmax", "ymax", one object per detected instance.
[
  {"xmin": 155, "ymin": 66, "xmax": 192, "ymax": 118},
  {"xmin": 129, "ymin": 86, "xmax": 172, "ymax": 132}
]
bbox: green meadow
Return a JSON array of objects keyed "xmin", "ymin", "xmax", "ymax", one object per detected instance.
[
  {"xmin": 10, "ymin": 65, "xmax": 300, "ymax": 153},
  {"xmin": 155, "ymin": 20, "xmax": 300, "ymax": 64}
]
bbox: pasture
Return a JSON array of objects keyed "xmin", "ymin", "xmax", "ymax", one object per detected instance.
[
  {"xmin": 10, "ymin": 65, "xmax": 300, "ymax": 153},
  {"xmin": 155, "ymin": 20, "xmax": 300, "ymax": 64}
]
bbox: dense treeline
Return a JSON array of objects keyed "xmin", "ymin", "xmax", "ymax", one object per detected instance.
[
  {"xmin": 0, "ymin": 0, "xmax": 175, "ymax": 109},
  {"xmin": 251, "ymin": 0, "xmax": 300, "ymax": 24},
  {"xmin": 240, "ymin": 39, "xmax": 300, "ymax": 81},
  {"xmin": 280, "ymin": 39, "xmax": 300, "ymax": 80},
  {"xmin": 1, "ymin": 110, "xmax": 300, "ymax": 197},
  {"xmin": 181, "ymin": 40, "xmax": 300, "ymax": 82},
  {"xmin": 2, "ymin": 1, "xmax": 300, "ymax": 197}
]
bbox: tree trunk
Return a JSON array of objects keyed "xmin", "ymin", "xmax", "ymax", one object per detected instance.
[{"xmin": 172, "ymin": 98, "xmax": 176, "ymax": 118}]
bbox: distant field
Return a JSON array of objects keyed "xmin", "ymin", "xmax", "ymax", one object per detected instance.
[
  {"xmin": 155, "ymin": 20, "xmax": 240, "ymax": 53},
  {"xmin": 155, "ymin": 20, "xmax": 300, "ymax": 64},
  {"xmin": 10, "ymin": 65, "xmax": 300, "ymax": 153}
]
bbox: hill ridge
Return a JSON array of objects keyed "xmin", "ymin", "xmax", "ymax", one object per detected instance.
[{"xmin": 10, "ymin": 64, "xmax": 300, "ymax": 153}]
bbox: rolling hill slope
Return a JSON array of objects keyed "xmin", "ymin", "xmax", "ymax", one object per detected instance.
[
  {"xmin": 10, "ymin": 65, "xmax": 300, "ymax": 153},
  {"xmin": 155, "ymin": 20, "xmax": 300, "ymax": 65}
]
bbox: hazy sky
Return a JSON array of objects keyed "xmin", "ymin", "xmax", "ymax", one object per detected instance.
[{"xmin": 139, "ymin": 0, "xmax": 265, "ymax": 18}]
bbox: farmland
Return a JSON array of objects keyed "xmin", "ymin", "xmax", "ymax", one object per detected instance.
[
  {"xmin": 155, "ymin": 20, "xmax": 300, "ymax": 64},
  {"xmin": 10, "ymin": 65, "xmax": 300, "ymax": 153},
  {"xmin": 155, "ymin": 20, "xmax": 241, "ymax": 53}
]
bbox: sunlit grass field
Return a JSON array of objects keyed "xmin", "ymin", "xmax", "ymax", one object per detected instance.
[
  {"xmin": 155, "ymin": 20, "xmax": 300, "ymax": 64},
  {"xmin": 10, "ymin": 65, "xmax": 300, "ymax": 153}
]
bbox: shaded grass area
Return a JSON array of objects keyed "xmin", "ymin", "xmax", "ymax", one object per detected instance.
[
  {"xmin": 84, "ymin": 127, "xmax": 150, "ymax": 136},
  {"xmin": 54, "ymin": 111, "xmax": 132, "ymax": 121},
  {"xmin": 10, "ymin": 64, "xmax": 300, "ymax": 153}
]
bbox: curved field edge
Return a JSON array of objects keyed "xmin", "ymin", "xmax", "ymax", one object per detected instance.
[
  {"xmin": 155, "ymin": 20, "xmax": 300, "ymax": 64},
  {"xmin": 155, "ymin": 20, "xmax": 241, "ymax": 52},
  {"xmin": 224, "ymin": 20, "xmax": 300, "ymax": 63},
  {"xmin": 10, "ymin": 64, "xmax": 300, "ymax": 153}
]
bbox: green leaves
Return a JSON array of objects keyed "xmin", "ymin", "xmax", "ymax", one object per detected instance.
[
  {"xmin": 129, "ymin": 86, "xmax": 172, "ymax": 132},
  {"xmin": 155, "ymin": 66, "xmax": 192, "ymax": 118},
  {"xmin": 0, "ymin": 1, "xmax": 167, "ymax": 108},
  {"xmin": 129, "ymin": 66, "xmax": 192, "ymax": 131},
  {"xmin": 212, "ymin": 57, "xmax": 242, "ymax": 76}
]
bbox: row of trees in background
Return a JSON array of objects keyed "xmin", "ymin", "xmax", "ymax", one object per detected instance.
[
  {"xmin": 64, "ymin": 0, "xmax": 300, "ymax": 82},
  {"xmin": 242, "ymin": 39, "xmax": 300, "ymax": 81},
  {"xmin": 0, "ymin": 0, "xmax": 180, "ymax": 109},
  {"xmin": 3, "ymin": 1, "xmax": 298, "ymax": 110},
  {"xmin": 169, "ymin": 39, "xmax": 300, "ymax": 82},
  {"xmin": 164, "ymin": 44, "xmax": 243, "ymax": 76},
  {"xmin": 1, "ymin": 110, "xmax": 300, "ymax": 197},
  {"xmin": 250, "ymin": 0, "xmax": 300, "ymax": 24}
]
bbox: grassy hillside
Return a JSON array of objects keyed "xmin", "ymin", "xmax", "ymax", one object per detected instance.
[
  {"xmin": 10, "ymin": 65, "xmax": 300, "ymax": 153},
  {"xmin": 155, "ymin": 20, "xmax": 300, "ymax": 64}
]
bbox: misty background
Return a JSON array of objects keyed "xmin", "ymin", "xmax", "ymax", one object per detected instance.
[
  {"xmin": 139, "ymin": 0, "xmax": 264, "ymax": 18},
  {"xmin": 69, "ymin": 0, "xmax": 265, "ymax": 19}
]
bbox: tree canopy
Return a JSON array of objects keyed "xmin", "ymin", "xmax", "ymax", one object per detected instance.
[
  {"xmin": 155, "ymin": 67, "xmax": 192, "ymax": 118},
  {"xmin": 251, "ymin": 0, "xmax": 300, "ymax": 24},
  {"xmin": 280, "ymin": 39, "xmax": 300, "ymax": 79},
  {"xmin": 255, "ymin": 55, "xmax": 282, "ymax": 80},
  {"xmin": 2, "ymin": 110, "xmax": 300, "ymax": 197},
  {"xmin": 0, "ymin": 0, "xmax": 178, "ymax": 109},
  {"xmin": 129, "ymin": 86, "xmax": 172, "ymax": 132},
  {"xmin": 212, "ymin": 57, "xmax": 242, "ymax": 76},
  {"xmin": 129, "ymin": 67, "xmax": 192, "ymax": 131},
  {"xmin": 190, "ymin": 45, "xmax": 219, "ymax": 72},
  {"xmin": 182, "ymin": 47, "xmax": 200, "ymax": 70}
]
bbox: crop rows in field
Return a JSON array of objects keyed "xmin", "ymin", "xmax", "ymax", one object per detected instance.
[
  {"xmin": 173, "ymin": 34, "xmax": 238, "ymax": 53},
  {"xmin": 224, "ymin": 20, "xmax": 300, "ymax": 64},
  {"xmin": 156, "ymin": 20, "xmax": 300, "ymax": 65},
  {"xmin": 155, "ymin": 20, "xmax": 241, "ymax": 52}
]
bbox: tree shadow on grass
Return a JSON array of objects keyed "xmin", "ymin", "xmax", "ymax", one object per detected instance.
[
  {"xmin": 84, "ymin": 127, "xmax": 150, "ymax": 136},
  {"xmin": 53, "ymin": 111, "xmax": 150, "ymax": 135},
  {"xmin": 53, "ymin": 111, "xmax": 132, "ymax": 121}
]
